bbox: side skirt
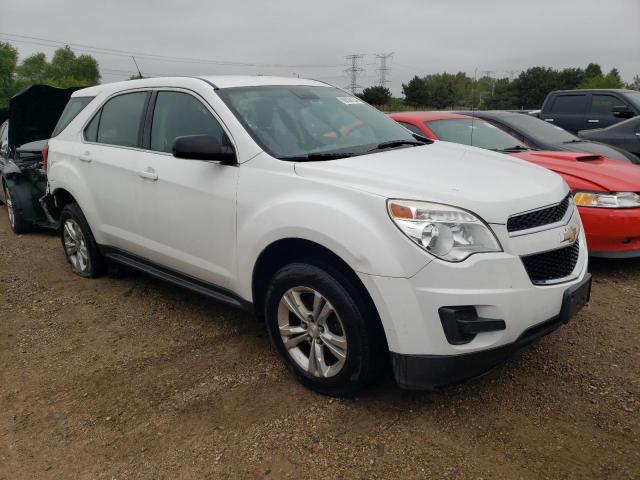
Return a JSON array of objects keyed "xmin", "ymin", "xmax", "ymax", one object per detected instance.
[{"xmin": 100, "ymin": 246, "xmax": 254, "ymax": 313}]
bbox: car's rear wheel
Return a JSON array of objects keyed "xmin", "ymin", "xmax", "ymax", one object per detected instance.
[
  {"xmin": 264, "ymin": 262, "xmax": 382, "ymax": 396},
  {"xmin": 4, "ymin": 184, "xmax": 31, "ymax": 234},
  {"xmin": 60, "ymin": 203, "xmax": 106, "ymax": 278}
]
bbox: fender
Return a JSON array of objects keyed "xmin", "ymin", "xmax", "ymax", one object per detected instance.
[
  {"xmin": 4, "ymin": 174, "xmax": 41, "ymax": 226},
  {"xmin": 234, "ymin": 158, "xmax": 433, "ymax": 301}
]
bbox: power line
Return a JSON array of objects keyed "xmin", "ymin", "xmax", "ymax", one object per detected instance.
[
  {"xmin": 344, "ymin": 54, "xmax": 365, "ymax": 94},
  {"xmin": 0, "ymin": 32, "xmax": 343, "ymax": 69}
]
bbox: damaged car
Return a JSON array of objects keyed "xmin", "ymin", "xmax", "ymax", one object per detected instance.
[{"xmin": 0, "ymin": 84, "xmax": 91, "ymax": 233}]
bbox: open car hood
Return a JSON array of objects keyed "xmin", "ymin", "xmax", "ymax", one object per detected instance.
[{"xmin": 8, "ymin": 84, "xmax": 81, "ymax": 149}]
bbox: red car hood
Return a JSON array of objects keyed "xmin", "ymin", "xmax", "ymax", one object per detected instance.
[{"xmin": 510, "ymin": 151, "xmax": 640, "ymax": 192}]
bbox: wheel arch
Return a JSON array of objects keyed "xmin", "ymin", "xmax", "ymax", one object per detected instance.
[{"xmin": 251, "ymin": 237, "xmax": 389, "ymax": 352}]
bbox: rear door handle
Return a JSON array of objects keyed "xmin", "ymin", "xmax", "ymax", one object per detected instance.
[
  {"xmin": 543, "ymin": 118, "xmax": 554, "ymax": 122},
  {"xmin": 79, "ymin": 151, "xmax": 92, "ymax": 162},
  {"xmin": 138, "ymin": 167, "xmax": 158, "ymax": 181},
  {"xmin": 587, "ymin": 119, "xmax": 600, "ymax": 123}
]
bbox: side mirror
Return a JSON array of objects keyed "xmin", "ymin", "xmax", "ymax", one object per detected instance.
[
  {"xmin": 172, "ymin": 135, "xmax": 236, "ymax": 164},
  {"xmin": 612, "ymin": 105, "xmax": 635, "ymax": 119}
]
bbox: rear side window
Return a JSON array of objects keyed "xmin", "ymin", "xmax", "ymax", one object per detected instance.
[
  {"xmin": 550, "ymin": 95, "xmax": 587, "ymax": 114},
  {"xmin": 86, "ymin": 92, "xmax": 148, "ymax": 147},
  {"xmin": 590, "ymin": 95, "xmax": 626, "ymax": 115},
  {"xmin": 150, "ymin": 91, "xmax": 226, "ymax": 153},
  {"xmin": 51, "ymin": 97, "xmax": 94, "ymax": 137}
]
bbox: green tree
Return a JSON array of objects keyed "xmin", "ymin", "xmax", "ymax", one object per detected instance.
[
  {"xmin": 15, "ymin": 52, "xmax": 47, "ymax": 84},
  {"xmin": 43, "ymin": 46, "xmax": 100, "ymax": 87},
  {"xmin": 557, "ymin": 67, "xmax": 585, "ymax": 90},
  {"xmin": 513, "ymin": 67, "xmax": 560, "ymax": 109},
  {"xmin": 584, "ymin": 63, "xmax": 603, "ymax": 79},
  {"xmin": 627, "ymin": 75, "xmax": 640, "ymax": 91},
  {"xmin": 578, "ymin": 73, "xmax": 624, "ymax": 89},
  {"xmin": 0, "ymin": 42, "xmax": 18, "ymax": 108},
  {"xmin": 358, "ymin": 85, "xmax": 392, "ymax": 106},
  {"xmin": 402, "ymin": 75, "xmax": 430, "ymax": 106}
]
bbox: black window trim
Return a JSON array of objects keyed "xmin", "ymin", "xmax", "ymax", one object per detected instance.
[
  {"xmin": 551, "ymin": 94, "xmax": 588, "ymax": 114},
  {"xmin": 82, "ymin": 88, "xmax": 151, "ymax": 150},
  {"xmin": 82, "ymin": 86, "xmax": 237, "ymax": 156},
  {"xmin": 144, "ymin": 87, "xmax": 236, "ymax": 156},
  {"xmin": 587, "ymin": 93, "xmax": 629, "ymax": 115}
]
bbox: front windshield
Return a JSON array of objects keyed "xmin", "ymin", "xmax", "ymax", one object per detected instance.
[
  {"xmin": 623, "ymin": 91, "xmax": 640, "ymax": 111},
  {"xmin": 498, "ymin": 114, "xmax": 577, "ymax": 143},
  {"xmin": 218, "ymin": 85, "xmax": 415, "ymax": 159},
  {"xmin": 426, "ymin": 118, "xmax": 527, "ymax": 151}
]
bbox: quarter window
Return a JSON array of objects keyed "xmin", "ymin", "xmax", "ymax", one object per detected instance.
[
  {"xmin": 397, "ymin": 121, "xmax": 424, "ymax": 136},
  {"xmin": 590, "ymin": 95, "xmax": 625, "ymax": 115},
  {"xmin": 86, "ymin": 92, "xmax": 148, "ymax": 147},
  {"xmin": 550, "ymin": 95, "xmax": 587, "ymax": 114},
  {"xmin": 150, "ymin": 91, "xmax": 226, "ymax": 153}
]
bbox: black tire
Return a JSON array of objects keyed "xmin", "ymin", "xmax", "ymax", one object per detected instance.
[
  {"xmin": 59, "ymin": 203, "xmax": 106, "ymax": 278},
  {"xmin": 4, "ymin": 183, "xmax": 31, "ymax": 234},
  {"xmin": 264, "ymin": 262, "xmax": 382, "ymax": 396}
]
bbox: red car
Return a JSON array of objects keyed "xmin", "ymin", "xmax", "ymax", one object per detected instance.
[{"xmin": 389, "ymin": 111, "xmax": 640, "ymax": 258}]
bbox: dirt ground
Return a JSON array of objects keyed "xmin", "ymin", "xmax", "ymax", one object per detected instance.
[{"xmin": 0, "ymin": 207, "xmax": 638, "ymax": 480}]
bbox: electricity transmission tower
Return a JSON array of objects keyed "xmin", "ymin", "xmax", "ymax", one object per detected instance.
[
  {"xmin": 344, "ymin": 54, "xmax": 365, "ymax": 94},
  {"xmin": 482, "ymin": 70, "xmax": 497, "ymax": 97},
  {"xmin": 375, "ymin": 52, "xmax": 394, "ymax": 88},
  {"xmin": 505, "ymin": 70, "xmax": 519, "ymax": 81}
]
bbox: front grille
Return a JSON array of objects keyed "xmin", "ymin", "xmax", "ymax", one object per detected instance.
[
  {"xmin": 521, "ymin": 241, "xmax": 580, "ymax": 285},
  {"xmin": 507, "ymin": 195, "xmax": 571, "ymax": 233}
]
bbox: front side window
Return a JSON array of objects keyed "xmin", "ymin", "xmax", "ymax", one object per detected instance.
[
  {"xmin": 218, "ymin": 86, "xmax": 415, "ymax": 159},
  {"xmin": 551, "ymin": 95, "xmax": 587, "ymax": 114},
  {"xmin": 52, "ymin": 97, "xmax": 94, "ymax": 137},
  {"xmin": 150, "ymin": 91, "xmax": 226, "ymax": 153},
  {"xmin": 426, "ymin": 118, "xmax": 527, "ymax": 151},
  {"xmin": 86, "ymin": 91, "xmax": 148, "ymax": 147},
  {"xmin": 590, "ymin": 95, "xmax": 625, "ymax": 115},
  {"xmin": 397, "ymin": 121, "xmax": 425, "ymax": 136}
]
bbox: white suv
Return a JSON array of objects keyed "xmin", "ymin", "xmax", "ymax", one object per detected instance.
[{"xmin": 45, "ymin": 76, "xmax": 591, "ymax": 395}]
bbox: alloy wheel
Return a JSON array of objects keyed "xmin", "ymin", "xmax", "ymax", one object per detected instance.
[
  {"xmin": 277, "ymin": 286, "xmax": 347, "ymax": 378},
  {"xmin": 5, "ymin": 187, "xmax": 15, "ymax": 228},
  {"xmin": 63, "ymin": 219, "xmax": 90, "ymax": 273}
]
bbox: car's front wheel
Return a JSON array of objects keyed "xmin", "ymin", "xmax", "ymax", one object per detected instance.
[
  {"xmin": 60, "ymin": 203, "xmax": 106, "ymax": 278},
  {"xmin": 264, "ymin": 262, "xmax": 382, "ymax": 396}
]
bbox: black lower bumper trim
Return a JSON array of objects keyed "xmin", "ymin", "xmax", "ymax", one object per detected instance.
[{"xmin": 391, "ymin": 274, "xmax": 592, "ymax": 390}]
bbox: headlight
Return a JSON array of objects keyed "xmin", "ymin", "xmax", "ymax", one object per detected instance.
[
  {"xmin": 573, "ymin": 191, "xmax": 640, "ymax": 208},
  {"xmin": 387, "ymin": 199, "xmax": 502, "ymax": 262}
]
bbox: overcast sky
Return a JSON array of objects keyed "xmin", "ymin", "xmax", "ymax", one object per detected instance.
[{"xmin": 1, "ymin": 0, "xmax": 638, "ymax": 96}]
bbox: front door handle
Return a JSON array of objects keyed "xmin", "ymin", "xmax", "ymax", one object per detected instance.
[
  {"xmin": 138, "ymin": 167, "xmax": 158, "ymax": 181},
  {"xmin": 79, "ymin": 151, "xmax": 92, "ymax": 162},
  {"xmin": 543, "ymin": 118, "xmax": 554, "ymax": 122},
  {"xmin": 587, "ymin": 119, "xmax": 600, "ymax": 123}
]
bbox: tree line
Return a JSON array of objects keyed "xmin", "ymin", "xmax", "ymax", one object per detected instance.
[
  {"xmin": 0, "ymin": 42, "xmax": 101, "ymax": 108},
  {"xmin": 359, "ymin": 64, "xmax": 640, "ymax": 110}
]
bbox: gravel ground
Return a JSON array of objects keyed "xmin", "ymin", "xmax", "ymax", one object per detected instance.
[{"xmin": 0, "ymin": 206, "xmax": 639, "ymax": 480}]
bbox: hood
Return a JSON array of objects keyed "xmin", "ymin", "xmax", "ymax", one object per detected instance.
[
  {"xmin": 294, "ymin": 141, "xmax": 568, "ymax": 224},
  {"xmin": 8, "ymin": 84, "xmax": 81, "ymax": 149},
  {"xmin": 555, "ymin": 141, "xmax": 639, "ymax": 164},
  {"xmin": 511, "ymin": 151, "xmax": 640, "ymax": 192}
]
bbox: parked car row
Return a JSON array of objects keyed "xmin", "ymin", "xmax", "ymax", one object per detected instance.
[
  {"xmin": 390, "ymin": 111, "xmax": 640, "ymax": 258},
  {"xmin": 7, "ymin": 77, "xmax": 638, "ymax": 396}
]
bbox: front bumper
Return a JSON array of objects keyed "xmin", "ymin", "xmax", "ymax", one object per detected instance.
[
  {"xmin": 579, "ymin": 206, "xmax": 640, "ymax": 257},
  {"xmin": 390, "ymin": 273, "xmax": 591, "ymax": 390}
]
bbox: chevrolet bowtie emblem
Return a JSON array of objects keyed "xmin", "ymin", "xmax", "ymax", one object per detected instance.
[{"xmin": 561, "ymin": 226, "xmax": 578, "ymax": 244}]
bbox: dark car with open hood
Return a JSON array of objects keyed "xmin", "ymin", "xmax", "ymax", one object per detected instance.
[{"xmin": 0, "ymin": 84, "xmax": 92, "ymax": 233}]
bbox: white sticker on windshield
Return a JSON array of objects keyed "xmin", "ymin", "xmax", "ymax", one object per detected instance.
[{"xmin": 337, "ymin": 96, "xmax": 364, "ymax": 105}]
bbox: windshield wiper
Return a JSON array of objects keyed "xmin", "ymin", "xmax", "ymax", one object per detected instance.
[
  {"xmin": 281, "ymin": 151, "xmax": 360, "ymax": 162},
  {"xmin": 493, "ymin": 145, "xmax": 531, "ymax": 153},
  {"xmin": 367, "ymin": 139, "xmax": 426, "ymax": 153}
]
